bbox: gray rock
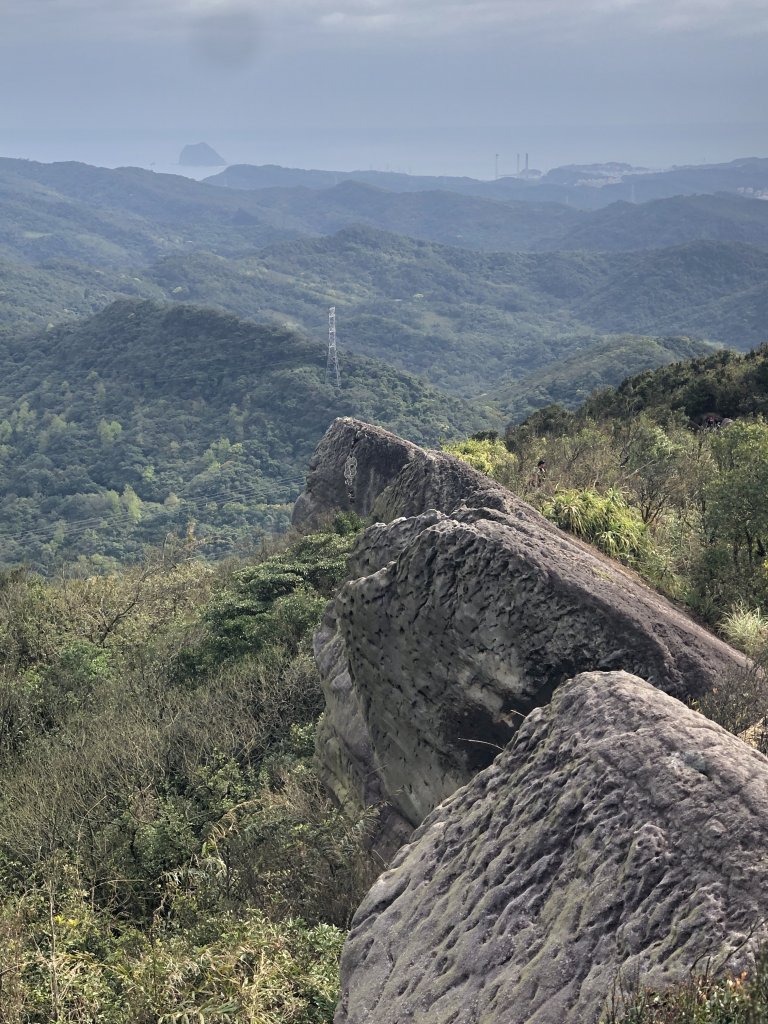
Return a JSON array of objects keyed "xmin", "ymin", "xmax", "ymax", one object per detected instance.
[
  {"xmin": 178, "ymin": 142, "xmax": 226, "ymax": 166},
  {"xmin": 317, "ymin": 502, "xmax": 746, "ymax": 847},
  {"xmin": 335, "ymin": 671, "xmax": 768, "ymax": 1024},
  {"xmin": 291, "ymin": 417, "xmax": 516, "ymax": 531}
]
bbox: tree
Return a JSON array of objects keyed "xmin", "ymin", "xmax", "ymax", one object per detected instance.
[{"xmin": 706, "ymin": 419, "xmax": 768, "ymax": 565}]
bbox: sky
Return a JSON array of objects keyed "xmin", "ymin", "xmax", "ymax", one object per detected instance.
[{"xmin": 1, "ymin": 0, "xmax": 766, "ymax": 178}]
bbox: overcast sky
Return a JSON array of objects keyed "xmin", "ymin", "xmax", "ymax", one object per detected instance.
[{"xmin": 1, "ymin": 0, "xmax": 766, "ymax": 176}]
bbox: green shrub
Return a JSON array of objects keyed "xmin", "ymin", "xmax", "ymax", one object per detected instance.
[
  {"xmin": 542, "ymin": 488, "xmax": 648, "ymax": 562},
  {"xmin": 719, "ymin": 604, "xmax": 768, "ymax": 659}
]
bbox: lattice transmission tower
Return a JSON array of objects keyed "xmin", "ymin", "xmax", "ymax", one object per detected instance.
[{"xmin": 326, "ymin": 306, "xmax": 341, "ymax": 388}]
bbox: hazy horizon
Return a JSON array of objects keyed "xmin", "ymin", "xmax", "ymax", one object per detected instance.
[
  {"xmin": 1, "ymin": 121, "xmax": 766, "ymax": 183},
  {"xmin": 1, "ymin": 0, "xmax": 765, "ymax": 182}
]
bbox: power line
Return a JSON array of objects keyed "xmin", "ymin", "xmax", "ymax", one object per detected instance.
[{"xmin": 325, "ymin": 306, "xmax": 340, "ymax": 388}]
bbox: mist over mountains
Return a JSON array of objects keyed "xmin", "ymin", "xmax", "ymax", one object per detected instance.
[
  {"xmin": 1, "ymin": 151, "xmax": 767, "ymax": 563},
  {"xmin": 206, "ymin": 155, "xmax": 768, "ymax": 209}
]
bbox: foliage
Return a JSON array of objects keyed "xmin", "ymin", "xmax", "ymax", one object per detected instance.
[
  {"xmin": 0, "ymin": 521, "xmax": 379, "ymax": 1021},
  {"xmin": 583, "ymin": 344, "xmax": 768, "ymax": 425},
  {"xmin": 718, "ymin": 605, "xmax": 768, "ymax": 659},
  {"xmin": 0, "ymin": 300, "xmax": 497, "ymax": 568},
  {"xmin": 504, "ymin": 365, "xmax": 768, "ymax": 623},
  {"xmin": 542, "ymin": 488, "xmax": 647, "ymax": 562},
  {"xmin": 0, "ymin": 892, "xmax": 346, "ymax": 1024},
  {"xmin": 178, "ymin": 514, "xmax": 361, "ymax": 674},
  {"xmin": 705, "ymin": 420, "xmax": 768, "ymax": 565},
  {"xmin": 604, "ymin": 948, "xmax": 768, "ymax": 1024},
  {"xmin": 442, "ymin": 435, "xmax": 517, "ymax": 485}
]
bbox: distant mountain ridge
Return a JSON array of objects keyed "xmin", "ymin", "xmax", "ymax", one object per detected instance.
[
  {"xmin": 206, "ymin": 156, "xmax": 768, "ymax": 209},
  {"xmin": 4, "ymin": 158, "xmax": 768, "ymax": 274},
  {"xmin": 0, "ymin": 155, "xmax": 765, "ymax": 429}
]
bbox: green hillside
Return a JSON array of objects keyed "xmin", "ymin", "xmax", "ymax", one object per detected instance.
[
  {"xmin": 557, "ymin": 193, "xmax": 768, "ymax": 251},
  {"xmin": 0, "ymin": 301, "xmax": 498, "ymax": 568},
  {"xmin": 492, "ymin": 334, "xmax": 714, "ymax": 420},
  {"xmin": 235, "ymin": 186, "xmax": 768, "ymax": 252},
  {"xmin": 149, "ymin": 229, "xmax": 768, "ymax": 355},
  {"xmin": 0, "ymin": 255, "xmax": 165, "ymax": 336},
  {"xmin": 207, "ymin": 180, "xmax": 583, "ymax": 251},
  {"xmin": 6, "ymin": 159, "xmax": 768, "ymax": 272},
  {"xmin": 2, "ymin": 159, "xmax": 767, "ymax": 431},
  {"xmin": 581, "ymin": 343, "xmax": 768, "ymax": 423},
  {"xmin": 142, "ymin": 230, "xmax": 727, "ymax": 401},
  {"xmin": 0, "ymin": 157, "xmax": 298, "ymax": 270}
]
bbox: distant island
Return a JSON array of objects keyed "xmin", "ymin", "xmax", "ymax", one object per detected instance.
[{"xmin": 179, "ymin": 142, "xmax": 226, "ymax": 166}]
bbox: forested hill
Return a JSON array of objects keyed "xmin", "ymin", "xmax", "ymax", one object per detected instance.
[
  {"xmin": 0, "ymin": 157, "xmax": 299, "ymax": 270},
  {"xmin": 2, "ymin": 157, "xmax": 767, "ymax": 434},
  {"xmin": 580, "ymin": 343, "xmax": 768, "ymax": 424},
  {"xmin": 5, "ymin": 158, "xmax": 768, "ymax": 272},
  {"xmin": 0, "ymin": 301, "xmax": 498, "ymax": 569},
  {"xmin": 507, "ymin": 346, "xmax": 768, "ymax": 450},
  {"xmin": 215, "ymin": 186, "xmax": 768, "ymax": 253}
]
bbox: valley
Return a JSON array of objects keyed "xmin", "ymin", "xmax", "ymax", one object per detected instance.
[{"xmin": 1, "ymin": 149, "xmax": 768, "ymax": 1024}]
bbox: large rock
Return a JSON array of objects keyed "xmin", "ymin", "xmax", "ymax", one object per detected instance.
[
  {"xmin": 302, "ymin": 423, "xmax": 746, "ymax": 853},
  {"xmin": 178, "ymin": 142, "xmax": 226, "ymax": 166},
  {"xmin": 292, "ymin": 417, "xmax": 517, "ymax": 531},
  {"xmin": 335, "ymin": 671, "xmax": 768, "ymax": 1024}
]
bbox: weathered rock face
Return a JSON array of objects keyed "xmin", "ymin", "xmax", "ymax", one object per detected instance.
[
  {"xmin": 301, "ymin": 422, "xmax": 746, "ymax": 851},
  {"xmin": 335, "ymin": 671, "xmax": 768, "ymax": 1024},
  {"xmin": 291, "ymin": 417, "xmax": 517, "ymax": 531}
]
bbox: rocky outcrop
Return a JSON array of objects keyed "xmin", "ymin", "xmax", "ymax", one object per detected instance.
[
  {"xmin": 301, "ymin": 422, "xmax": 747, "ymax": 853},
  {"xmin": 335, "ymin": 671, "xmax": 768, "ymax": 1024},
  {"xmin": 291, "ymin": 417, "xmax": 518, "ymax": 531},
  {"xmin": 178, "ymin": 142, "xmax": 226, "ymax": 166}
]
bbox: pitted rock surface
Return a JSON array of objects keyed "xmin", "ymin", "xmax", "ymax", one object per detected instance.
[
  {"xmin": 317, "ymin": 503, "xmax": 746, "ymax": 840},
  {"xmin": 335, "ymin": 672, "xmax": 768, "ymax": 1024},
  {"xmin": 292, "ymin": 418, "xmax": 421, "ymax": 530},
  {"xmin": 292, "ymin": 417, "xmax": 517, "ymax": 530}
]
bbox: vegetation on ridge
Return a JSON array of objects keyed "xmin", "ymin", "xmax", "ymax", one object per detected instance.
[
  {"xmin": 0, "ymin": 300, "xmax": 498, "ymax": 570},
  {"xmin": 0, "ymin": 514, "xmax": 376, "ymax": 1022}
]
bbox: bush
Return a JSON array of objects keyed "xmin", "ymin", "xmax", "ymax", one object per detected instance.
[
  {"xmin": 604, "ymin": 947, "xmax": 768, "ymax": 1023},
  {"xmin": 542, "ymin": 488, "xmax": 648, "ymax": 562},
  {"xmin": 0, "ymin": 522, "xmax": 377, "ymax": 1021}
]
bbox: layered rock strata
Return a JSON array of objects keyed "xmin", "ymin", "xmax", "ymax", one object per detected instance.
[{"xmin": 335, "ymin": 671, "xmax": 768, "ymax": 1024}]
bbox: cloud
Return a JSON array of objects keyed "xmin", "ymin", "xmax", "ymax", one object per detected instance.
[
  {"xmin": 260, "ymin": 0, "xmax": 768, "ymax": 37},
  {"xmin": 5, "ymin": 0, "xmax": 768, "ymax": 40}
]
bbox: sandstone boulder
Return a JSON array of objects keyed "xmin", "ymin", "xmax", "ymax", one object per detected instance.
[
  {"xmin": 314, "ymin": 501, "xmax": 746, "ymax": 853},
  {"xmin": 291, "ymin": 417, "xmax": 517, "ymax": 531},
  {"xmin": 299, "ymin": 421, "xmax": 747, "ymax": 854},
  {"xmin": 335, "ymin": 671, "xmax": 768, "ymax": 1024}
]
